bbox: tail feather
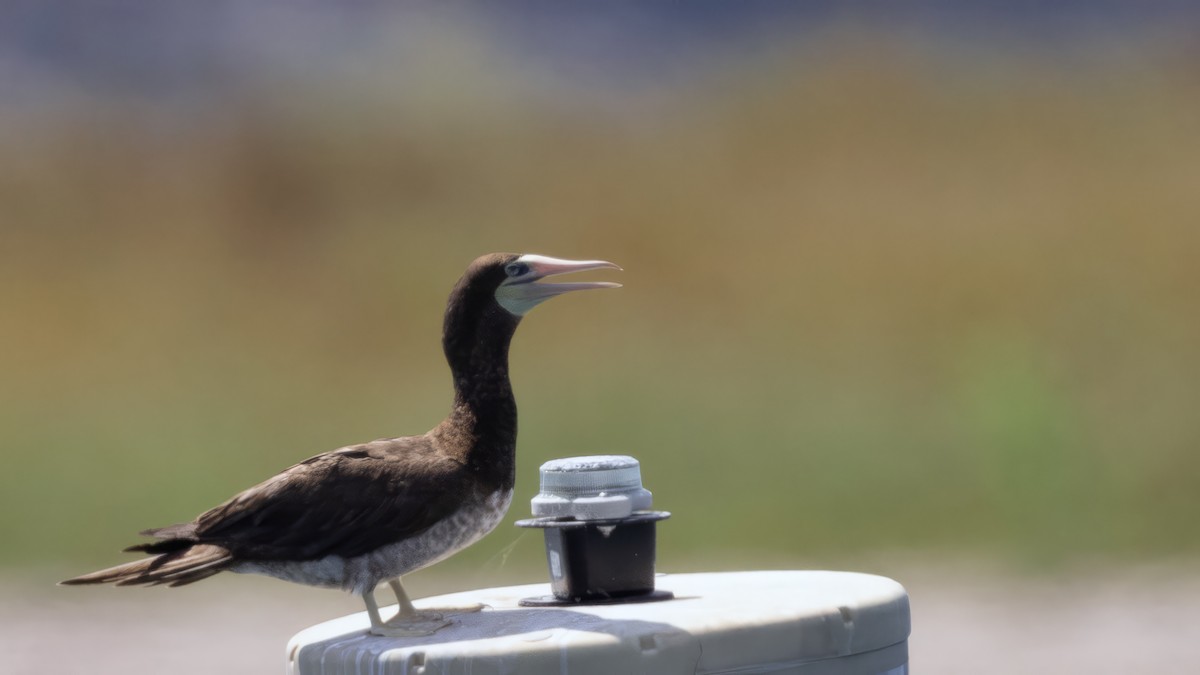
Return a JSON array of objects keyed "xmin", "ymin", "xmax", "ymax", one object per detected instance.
[
  {"xmin": 164, "ymin": 567, "xmax": 223, "ymax": 588},
  {"xmin": 123, "ymin": 538, "xmax": 194, "ymax": 555},
  {"xmin": 61, "ymin": 544, "xmax": 232, "ymax": 587},
  {"xmin": 139, "ymin": 523, "xmax": 196, "ymax": 540}
]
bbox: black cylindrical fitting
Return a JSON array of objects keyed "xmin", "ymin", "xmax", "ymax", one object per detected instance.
[{"xmin": 516, "ymin": 511, "xmax": 670, "ymax": 603}]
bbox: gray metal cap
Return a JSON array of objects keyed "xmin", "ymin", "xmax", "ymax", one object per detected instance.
[{"xmin": 531, "ymin": 455, "xmax": 653, "ymax": 520}]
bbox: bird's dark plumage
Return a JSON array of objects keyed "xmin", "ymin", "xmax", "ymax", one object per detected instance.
[{"xmin": 62, "ymin": 253, "xmax": 620, "ymax": 633}]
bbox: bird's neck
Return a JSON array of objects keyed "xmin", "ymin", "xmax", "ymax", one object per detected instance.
[{"xmin": 434, "ymin": 307, "xmax": 521, "ymax": 490}]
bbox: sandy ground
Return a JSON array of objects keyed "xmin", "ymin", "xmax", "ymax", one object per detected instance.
[{"xmin": 3, "ymin": 565, "xmax": 1198, "ymax": 674}]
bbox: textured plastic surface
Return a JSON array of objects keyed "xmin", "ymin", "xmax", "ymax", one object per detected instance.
[
  {"xmin": 288, "ymin": 570, "xmax": 910, "ymax": 675},
  {"xmin": 530, "ymin": 455, "xmax": 653, "ymax": 520}
]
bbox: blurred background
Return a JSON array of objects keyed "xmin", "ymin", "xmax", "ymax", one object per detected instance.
[{"xmin": 3, "ymin": 1, "xmax": 1199, "ymax": 673}]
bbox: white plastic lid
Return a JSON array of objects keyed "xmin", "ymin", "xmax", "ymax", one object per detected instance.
[
  {"xmin": 288, "ymin": 570, "xmax": 911, "ymax": 675},
  {"xmin": 530, "ymin": 455, "xmax": 653, "ymax": 520}
]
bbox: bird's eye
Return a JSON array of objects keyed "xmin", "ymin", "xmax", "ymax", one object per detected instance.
[{"xmin": 505, "ymin": 262, "xmax": 530, "ymax": 277}]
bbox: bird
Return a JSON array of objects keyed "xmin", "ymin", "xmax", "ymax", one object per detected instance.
[{"xmin": 62, "ymin": 253, "xmax": 621, "ymax": 636}]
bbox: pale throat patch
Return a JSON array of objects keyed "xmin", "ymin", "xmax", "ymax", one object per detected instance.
[{"xmin": 494, "ymin": 254, "xmax": 542, "ymax": 316}]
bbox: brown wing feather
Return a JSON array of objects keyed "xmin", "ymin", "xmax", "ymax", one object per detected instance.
[{"xmin": 191, "ymin": 435, "xmax": 471, "ymax": 561}]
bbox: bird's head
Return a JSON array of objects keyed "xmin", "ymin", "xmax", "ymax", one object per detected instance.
[
  {"xmin": 451, "ymin": 253, "xmax": 622, "ymax": 319},
  {"xmin": 492, "ymin": 253, "xmax": 622, "ymax": 316},
  {"xmin": 443, "ymin": 252, "xmax": 621, "ymax": 378}
]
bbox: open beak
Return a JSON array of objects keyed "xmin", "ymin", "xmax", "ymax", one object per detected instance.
[
  {"xmin": 496, "ymin": 254, "xmax": 622, "ymax": 315},
  {"xmin": 520, "ymin": 254, "xmax": 622, "ymax": 296}
]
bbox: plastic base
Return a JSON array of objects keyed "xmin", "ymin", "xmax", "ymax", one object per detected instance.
[{"xmin": 517, "ymin": 589, "xmax": 675, "ymax": 607}]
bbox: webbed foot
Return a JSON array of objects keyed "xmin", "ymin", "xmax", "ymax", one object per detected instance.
[
  {"xmin": 369, "ymin": 611, "xmax": 452, "ymax": 637},
  {"xmin": 420, "ymin": 602, "xmax": 487, "ymax": 615}
]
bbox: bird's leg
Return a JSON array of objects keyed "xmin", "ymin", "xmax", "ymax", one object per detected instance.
[
  {"xmin": 391, "ymin": 576, "xmax": 488, "ymax": 617},
  {"xmin": 362, "ymin": 589, "xmax": 389, "ymax": 633},
  {"xmin": 363, "ymin": 578, "xmax": 451, "ymax": 637},
  {"xmin": 388, "ymin": 578, "xmax": 419, "ymax": 618}
]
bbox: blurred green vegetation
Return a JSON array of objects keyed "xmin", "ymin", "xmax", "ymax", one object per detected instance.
[{"xmin": 3, "ymin": 30, "xmax": 1199, "ymax": 579}]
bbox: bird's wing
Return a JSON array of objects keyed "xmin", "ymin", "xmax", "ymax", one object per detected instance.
[{"xmin": 191, "ymin": 437, "xmax": 470, "ymax": 561}]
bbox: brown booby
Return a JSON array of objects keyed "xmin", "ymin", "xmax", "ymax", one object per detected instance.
[{"xmin": 62, "ymin": 253, "xmax": 620, "ymax": 636}]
